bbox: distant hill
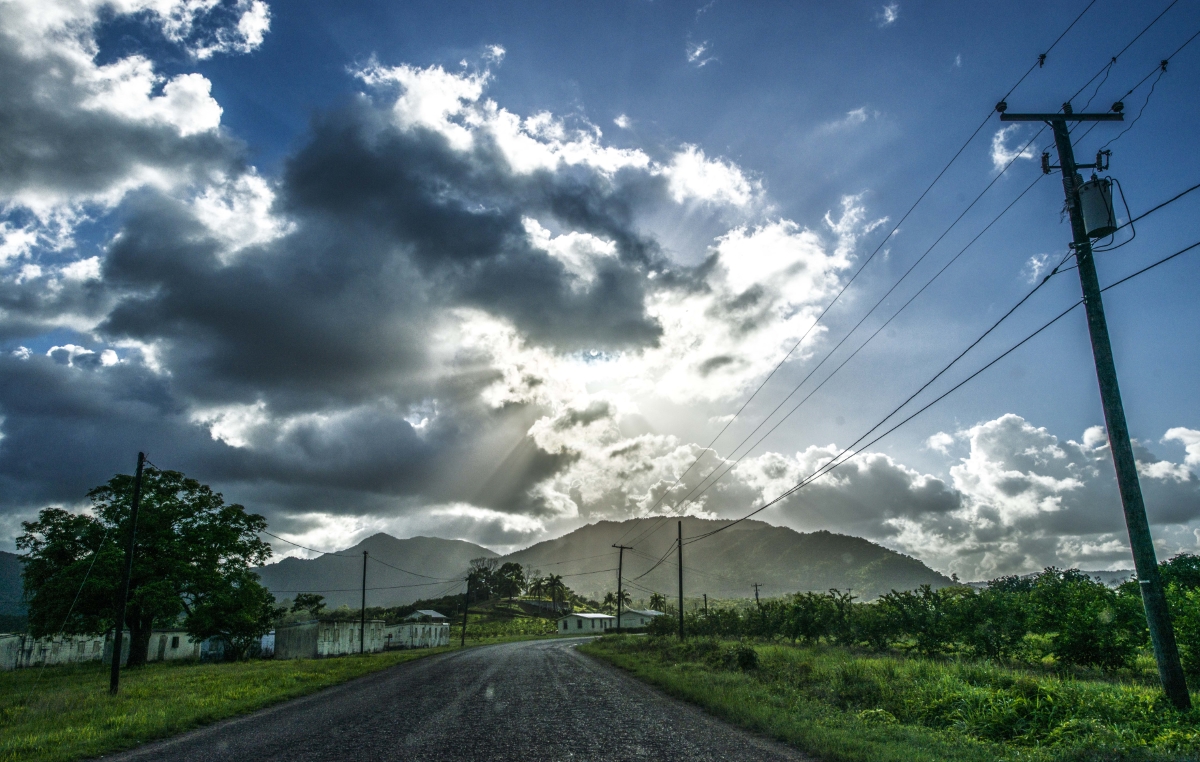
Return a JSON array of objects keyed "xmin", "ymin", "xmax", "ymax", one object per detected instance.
[
  {"xmin": 502, "ymin": 517, "xmax": 953, "ymax": 601},
  {"xmin": 253, "ymin": 534, "xmax": 497, "ymax": 608},
  {"xmin": 1, "ymin": 550, "xmax": 25, "ymax": 616},
  {"xmin": 967, "ymin": 569, "xmax": 1134, "ymax": 589}
]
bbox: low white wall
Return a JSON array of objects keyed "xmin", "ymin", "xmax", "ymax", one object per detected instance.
[{"xmin": 384, "ymin": 622, "xmax": 449, "ymax": 649}]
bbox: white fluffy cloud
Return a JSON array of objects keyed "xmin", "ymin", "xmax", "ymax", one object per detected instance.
[{"xmin": 990, "ymin": 125, "xmax": 1035, "ymax": 171}]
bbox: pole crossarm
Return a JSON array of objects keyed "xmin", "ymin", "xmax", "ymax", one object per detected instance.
[{"xmin": 1000, "ymin": 113, "xmax": 1123, "ymax": 122}]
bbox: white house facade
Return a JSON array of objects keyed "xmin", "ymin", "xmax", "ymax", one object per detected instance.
[
  {"xmin": 557, "ymin": 613, "xmax": 615, "ymax": 633},
  {"xmin": 616, "ymin": 609, "xmax": 664, "ymax": 629}
]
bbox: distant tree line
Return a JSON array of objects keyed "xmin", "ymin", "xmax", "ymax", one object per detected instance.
[{"xmin": 648, "ymin": 556, "xmax": 1200, "ymax": 673}]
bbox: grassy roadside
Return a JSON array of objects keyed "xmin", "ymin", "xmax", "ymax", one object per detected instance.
[
  {"xmin": 0, "ymin": 633, "xmax": 561, "ymax": 762},
  {"xmin": 580, "ymin": 636, "xmax": 1200, "ymax": 762}
]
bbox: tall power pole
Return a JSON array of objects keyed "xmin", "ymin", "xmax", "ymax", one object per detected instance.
[
  {"xmin": 752, "ymin": 583, "xmax": 762, "ymax": 607},
  {"xmin": 360, "ymin": 551, "xmax": 368, "ymax": 655},
  {"xmin": 613, "ymin": 544, "xmax": 632, "ymax": 634},
  {"xmin": 1001, "ymin": 101, "xmax": 1190, "ymax": 710},
  {"xmin": 677, "ymin": 522, "xmax": 684, "ymax": 640},
  {"xmin": 110, "ymin": 452, "xmax": 145, "ymax": 696},
  {"xmin": 460, "ymin": 575, "xmax": 471, "ymax": 648}
]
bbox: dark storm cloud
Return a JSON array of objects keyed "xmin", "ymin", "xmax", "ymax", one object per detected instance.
[
  {"xmin": 1, "ymin": 91, "xmax": 686, "ymax": 525},
  {"xmin": 281, "ymin": 103, "xmax": 665, "ymax": 349}
]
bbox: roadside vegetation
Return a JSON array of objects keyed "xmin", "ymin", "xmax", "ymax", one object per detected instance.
[
  {"xmin": 580, "ymin": 556, "xmax": 1200, "ymax": 761},
  {"xmin": 583, "ymin": 635, "xmax": 1200, "ymax": 762},
  {"xmin": 0, "ymin": 647, "xmax": 451, "ymax": 762}
]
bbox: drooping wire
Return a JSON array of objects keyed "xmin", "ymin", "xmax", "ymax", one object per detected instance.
[
  {"xmin": 259, "ymin": 529, "xmax": 360, "ymax": 559},
  {"xmin": 1100, "ymin": 65, "xmax": 1167, "ymax": 149},
  {"xmin": 21, "ymin": 525, "xmax": 113, "ymax": 703},
  {"xmin": 1068, "ymin": 0, "xmax": 1180, "ymax": 104}
]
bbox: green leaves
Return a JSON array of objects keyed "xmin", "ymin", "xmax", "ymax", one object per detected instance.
[{"xmin": 18, "ymin": 466, "xmax": 277, "ymax": 662}]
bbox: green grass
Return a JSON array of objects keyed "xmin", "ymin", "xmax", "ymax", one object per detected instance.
[
  {"xmin": 581, "ymin": 636, "xmax": 1200, "ymax": 762},
  {"xmin": 0, "ymin": 648, "xmax": 457, "ymax": 762}
]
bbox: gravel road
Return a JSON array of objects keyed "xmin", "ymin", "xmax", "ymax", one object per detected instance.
[{"xmin": 100, "ymin": 637, "xmax": 811, "ymax": 761}]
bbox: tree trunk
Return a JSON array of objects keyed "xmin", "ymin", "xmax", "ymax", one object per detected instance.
[{"xmin": 126, "ymin": 610, "xmax": 154, "ymax": 667}]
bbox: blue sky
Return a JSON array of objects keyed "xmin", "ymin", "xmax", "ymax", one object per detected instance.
[{"xmin": 1, "ymin": 0, "xmax": 1199, "ymax": 579}]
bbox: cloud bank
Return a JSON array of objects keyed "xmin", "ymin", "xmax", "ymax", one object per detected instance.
[{"xmin": 1, "ymin": 1, "xmax": 1197, "ymax": 579}]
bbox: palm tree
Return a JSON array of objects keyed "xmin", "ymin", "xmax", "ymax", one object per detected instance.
[
  {"xmin": 602, "ymin": 592, "xmax": 616, "ymax": 613},
  {"xmin": 545, "ymin": 574, "xmax": 566, "ymax": 614},
  {"xmin": 649, "ymin": 593, "xmax": 666, "ymax": 612}
]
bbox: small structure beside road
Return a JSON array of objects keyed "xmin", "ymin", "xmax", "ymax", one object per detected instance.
[
  {"xmin": 616, "ymin": 609, "xmax": 664, "ymax": 629},
  {"xmin": 273, "ymin": 619, "xmax": 388, "ymax": 659},
  {"xmin": 557, "ymin": 612, "xmax": 614, "ymax": 633}
]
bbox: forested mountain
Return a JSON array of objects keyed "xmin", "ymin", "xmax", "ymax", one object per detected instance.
[
  {"xmin": 502, "ymin": 517, "xmax": 952, "ymax": 601},
  {"xmin": 253, "ymin": 534, "xmax": 496, "ymax": 609}
]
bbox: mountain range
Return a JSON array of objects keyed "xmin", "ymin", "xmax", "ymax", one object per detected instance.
[
  {"xmin": 12, "ymin": 519, "xmax": 1131, "ymax": 614},
  {"xmin": 250, "ymin": 518, "xmax": 954, "ymax": 607}
]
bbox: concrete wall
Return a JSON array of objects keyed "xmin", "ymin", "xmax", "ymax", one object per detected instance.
[
  {"xmin": 274, "ymin": 620, "xmax": 319, "ymax": 660},
  {"xmin": 317, "ymin": 620, "xmax": 387, "ymax": 657},
  {"xmin": 2, "ymin": 629, "xmax": 199, "ymax": 671},
  {"xmin": 384, "ymin": 622, "xmax": 449, "ymax": 649},
  {"xmin": 275, "ymin": 620, "xmax": 388, "ymax": 659}
]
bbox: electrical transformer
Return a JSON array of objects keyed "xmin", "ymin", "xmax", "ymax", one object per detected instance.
[{"xmin": 1078, "ymin": 178, "xmax": 1118, "ymax": 239}]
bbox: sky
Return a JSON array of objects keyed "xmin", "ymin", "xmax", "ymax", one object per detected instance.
[{"xmin": 2, "ymin": 0, "xmax": 1200, "ymax": 581}]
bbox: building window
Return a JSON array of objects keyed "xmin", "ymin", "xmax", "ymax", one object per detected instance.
[
  {"xmin": 577, "ymin": 619, "xmax": 582, "ymax": 629},
  {"xmin": 171, "ymin": 636, "xmax": 179, "ymax": 649}
]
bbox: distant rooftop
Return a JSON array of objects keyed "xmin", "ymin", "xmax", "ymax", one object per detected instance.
[
  {"xmin": 405, "ymin": 610, "xmax": 448, "ymax": 621},
  {"xmin": 561, "ymin": 613, "xmax": 614, "ymax": 619}
]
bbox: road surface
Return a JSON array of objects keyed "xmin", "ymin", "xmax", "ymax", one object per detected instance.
[{"xmin": 101, "ymin": 637, "xmax": 811, "ymax": 761}]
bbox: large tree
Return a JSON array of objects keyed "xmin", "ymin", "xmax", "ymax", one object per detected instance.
[{"xmin": 18, "ymin": 467, "xmax": 275, "ymax": 666}]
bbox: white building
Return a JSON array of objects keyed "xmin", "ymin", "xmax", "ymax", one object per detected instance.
[
  {"xmin": 557, "ymin": 613, "xmax": 615, "ymax": 634},
  {"xmin": 2, "ymin": 628, "xmax": 201, "ymax": 671},
  {"xmin": 273, "ymin": 619, "xmax": 389, "ymax": 659},
  {"xmin": 616, "ymin": 609, "xmax": 664, "ymax": 629},
  {"xmin": 384, "ymin": 621, "xmax": 450, "ymax": 649}
]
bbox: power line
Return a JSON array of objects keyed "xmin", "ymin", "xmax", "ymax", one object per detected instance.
[
  {"xmin": 612, "ymin": 3, "xmax": 1095, "ymax": 549},
  {"xmin": 367, "ymin": 554, "xmax": 450, "ymax": 581},
  {"xmin": 658, "ymin": 159, "xmax": 1047, "ymax": 523},
  {"xmin": 259, "ymin": 530, "xmax": 359, "ymax": 558},
  {"xmin": 1100, "ymin": 239, "xmax": 1200, "ymax": 292},
  {"xmin": 271, "ymin": 578, "xmax": 464, "ymax": 594},
  {"xmin": 1068, "ymin": 0, "xmax": 1180, "ymax": 104},
  {"xmin": 686, "ymin": 296, "xmax": 1084, "ymax": 547},
  {"xmin": 686, "ymin": 235, "xmax": 1200, "ymax": 548}
]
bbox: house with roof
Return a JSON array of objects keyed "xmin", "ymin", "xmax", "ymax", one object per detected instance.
[
  {"xmin": 404, "ymin": 609, "xmax": 449, "ymax": 623},
  {"xmin": 557, "ymin": 612, "xmax": 614, "ymax": 634},
  {"xmin": 616, "ymin": 609, "xmax": 664, "ymax": 629}
]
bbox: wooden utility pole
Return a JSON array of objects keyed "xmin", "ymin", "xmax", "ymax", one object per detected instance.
[
  {"xmin": 360, "ymin": 551, "xmax": 368, "ymax": 655},
  {"xmin": 703, "ymin": 593, "xmax": 708, "ymax": 616},
  {"xmin": 110, "ymin": 452, "xmax": 145, "ymax": 696},
  {"xmin": 752, "ymin": 583, "xmax": 762, "ymax": 607},
  {"xmin": 677, "ymin": 522, "xmax": 684, "ymax": 640},
  {"xmin": 613, "ymin": 544, "xmax": 632, "ymax": 634},
  {"xmin": 1001, "ymin": 101, "xmax": 1190, "ymax": 710},
  {"xmin": 460, "ymin": 575, "xmax": 471, "ymax": 648}
]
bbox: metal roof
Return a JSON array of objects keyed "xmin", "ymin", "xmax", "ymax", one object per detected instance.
[
  {"xmin": 405, "ymin": 610, "xmax": 448, "ymax": 620},
  {"xmin": 559, "ymin": 613, "xmax": 615, "ymax": 619}
]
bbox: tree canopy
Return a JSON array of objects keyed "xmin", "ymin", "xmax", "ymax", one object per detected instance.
[{"xmin": 18, "ymin": 467, "xmax": 276, "ymax": 665}]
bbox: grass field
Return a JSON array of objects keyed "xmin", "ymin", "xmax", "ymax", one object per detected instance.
[
  {"xmin": 581, "ymin": 635, "xmax": 1200, "ymax": 762},
  {"xmin": 0, "ymin": 645, "xmax": 455, "ymax": 762}
]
